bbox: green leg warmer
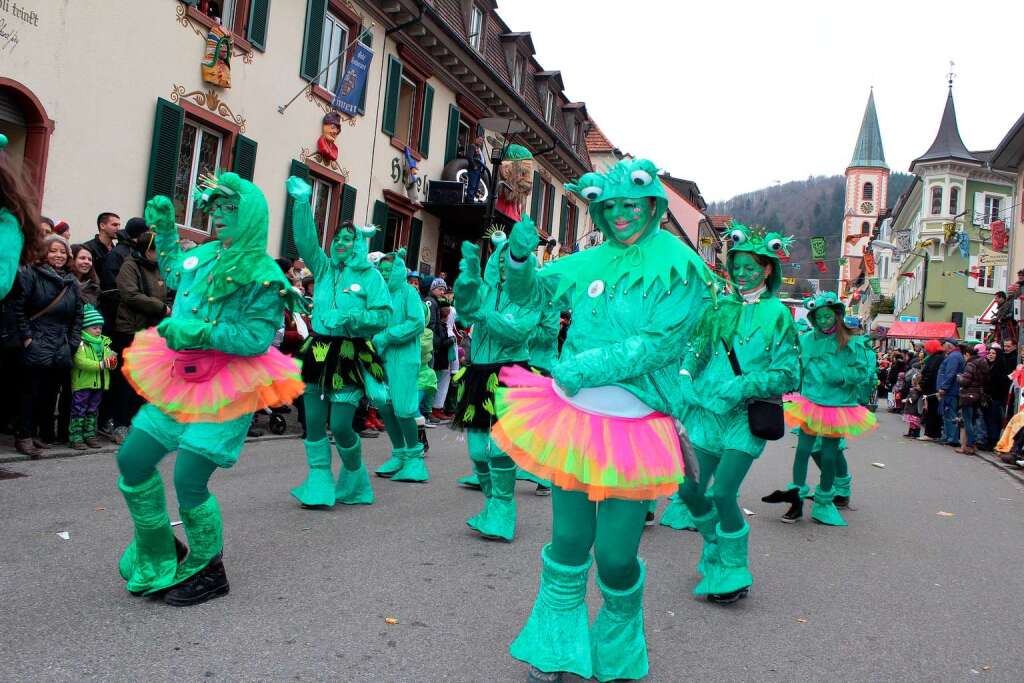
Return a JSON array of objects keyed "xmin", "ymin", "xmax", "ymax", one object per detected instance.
[
  {"xmin": 69, "ymin": 416, "xmax": 84, "ymax": 444},
  {"xmin": 474, "ymin": 464, "xmax": 517, "ymax": 541},
  {"xmin": 391, "ymin": 442, "xmax": 429, "ymax": 482},
  {"xmin": 292, "ymin": 438, "xmax": 336, "ymax": 507},
  {"xmin": 834, "ymin": 474, "xmax": 852, "ymax": 498},
  {"xmin": 811, "ymin": 487, "xmax": 847, "ymax": 526},
  {"xmin": 659, "ymin": 492, "xmax": 697, "ymax": 530},
  {"xmin": 509, "ymin": 545, "xmax": 593, "ymax": 679},
  {"xmin": 117, "ymin": 471, "xmax": 179, "ymax": 595},
  {"xmin": 690, "ymin": 506, "xmax": 720, "ymax": 578},
  {"xmin": 465, "ymin": 430, "xmax": 493, "ymax": 530},
  {"xmin": 457, "ymin": 472, "xmax": 481, "ymax": 489},
  {"xmin": 84, "ymin": 415, "xmax": 98, "ymax": 440},
  {"xmin": 334, "ymin": 436, "xmax": 374, "ymax": 505},
  {"xmin": 591, "ymin": 560, "xmax": 648, "ymax": 682},
  {"xmin": 174, "ymin": 493, "xmax": 224, "ymax": 584},
  {"xmin": 695, "ymin": 522, "xmax": 753, "ymax": 596}
]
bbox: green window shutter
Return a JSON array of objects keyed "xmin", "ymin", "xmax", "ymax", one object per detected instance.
[
  {"xmin": 444, "ymin": 105, "xmax": 461, "ymax": 164},
  {"xmin": 530, "ymin": 172, "xmax": 542, "ymax": 221},
  {"xmin": 407, "ymin": 217, "xmax": 423, "ymax": 265},
  {"xmin": 571, "ymin": 204, "xmax": 579, "ymax": 245},
  {"xmin": 300, "ymin": 0, "xmax": 327, "ymax": 82},
  {"xmin": 558, "ymin": 195, "xmax": 568, "ymax": 244},
  {"xmin": 544, "ymin": 185, "xmax": 555, "ymax": 232},
  {"xmin": 281, "ymin": 160, "xmax": 310, "ymax": 259},
  {"xmin": 381, "ymin": 56, "xmax": 403, "ymax": 137},
  {"xmin": 418, "ymin": 83, "xmax": 435, "ymax": 157},
  {"xmin": 232, "ymin": 135, "xmax": 258, "ymax": 181},
  {"xmin": 370, "ymin": 200, "xmax": 389, "ymax": 252},
  {"xmin": 145, "ymin": 98, "xmax": 185, "ymax": 203},
  {"xmin": 246, "ymin": 0, "xmax": 271, "ymax": 51},
  {"xmin": 338, "ymin": 184, "xmax": 358, "ymax": 224}
]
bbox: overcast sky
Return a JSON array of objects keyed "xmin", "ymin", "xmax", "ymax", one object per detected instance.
[{"xmin": 497, "ymin": 0, "xmax": 1024, "ymax": 202}]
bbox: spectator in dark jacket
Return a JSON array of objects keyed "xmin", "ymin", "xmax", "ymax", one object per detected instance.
[
  {"xmin": 936, "ymin": 339, "xmax": 964, "ymax": 446},
  {"xmin": 983, "ymin": 342, "xmax": 1011, "ymax": 451},
  {"xmin": 82, "ymin": 212, "xmax": 119, "ymax": 283},
  {"xmin": 69, "ymin": 244, "xmax": 101, "ymax": 306},
  {"xmin": 98, "ymin": 216, "xmax": 147, "ymax": 332},
  {"xmin": 13, "ymin": 235, "xmax": 83, "ymax": 457},
  {"xmin": 919, "ymin": 341, "xmax": 944, "ymax": 440},
  {"xmin": 424, "ymin": 277, "xmax": 453, "ymax": 423},
  {"xmin": 956, "ymin": 343, "xmax": 990, "ymax": 454}
]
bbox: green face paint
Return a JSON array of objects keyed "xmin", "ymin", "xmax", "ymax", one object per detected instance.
[
  {"xmin": 730, "ymin": 251, "xmax": 769, "ymax": 293},
  {"xmin": 331, "ymin": 228, "xmax": 356, "ymax": 267},
  {"xmin": 378, "ymin": 258, "xmax": 393, "ymax": 283},
  {"xmin": 813, "ymin": 306, "xmax": 837, "ymax": 331},
  {"xmin": 210, "ymin": 197, "xmax": 241, "ymax": 246},
  {"xmin": 600, "ymin": 197, "xmax": 652, "ymax": 245}
]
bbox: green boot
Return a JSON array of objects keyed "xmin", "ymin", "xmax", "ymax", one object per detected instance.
[
  {"xmin": 375, "ymin": 448, "xmax": 406, "ymax": 478},
  {"xmin": 174, "ymin": 494, "xmax": 224, "ymax": 584},
  {"xmin": 118, "ymin": 472, "xmax": 180, "ymax": 595},
  {"xmin": 69, "ymin": 416, "xmax": 85, "ymax": 447},
  {"xmin": 335, "ymin": 438, "xmax": 374, "ymax": 505},
  {"xmin": 691, "ymin": 506, "xmax": 719, "ymax": 577},
  {"xmin": 811, "ymin": 487, "xmax": 847, "ymax": 526},
  {"xmin": 391, "ymin": 443, "xmax": 429, "ymax": 482},
  {"xmin": 659, "ymin": 494, "xmax": 696, "ymax": 531},
  {"xmin": 465, "ymin": 470, "xmax": 492, "ymax": 532},
  {"xmin": 291, "ymin": 438, "xmax": 336, "ymax": 507},
  {"xmin": 509, "ymin": 545, "xmax": 593, "ymax": 679},
  {"xmin": 458, "ymin": 472, "xmax": 482, "ymax": 489},
  {"xmin": 84, "ymin": 415, "xmax": 102, "ymax": 447},
  {"xmin": 696, "ymin": 523, "xmax": 753, "ymax": 599},
  {"xmin": 475, "ymin": 465, "xmax": 516, "ymax": 542},
  {"xmin": 591, "ymin": 560, "xmax": 649, "ymax": 681}
]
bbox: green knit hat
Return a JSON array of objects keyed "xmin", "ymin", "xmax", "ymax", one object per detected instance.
[{"xmin": 83, "ymin": 304, "xmax": 104, "ymax": 329}]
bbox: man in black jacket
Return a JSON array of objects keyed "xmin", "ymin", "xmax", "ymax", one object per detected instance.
[{"xmin": 424, "ymin": 277, "xmax": 453, "ymax": 423}]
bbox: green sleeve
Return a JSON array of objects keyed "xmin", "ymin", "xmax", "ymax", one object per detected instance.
[
  {"xmin": 346, "ymin": 269, "xmax": 390, "ymax": 337},
  {"xmin": 386, "ymin": 287, "xmax": 425, "ymax": 345},
  {"xmin": 483, "ymin": 305, "xmax": 540, "ymax": 346},
  {"xmin": 154, "ymin": 228, "xmax": 185, "ymax": 292},
  {"xmin": 0, "ymin": 208, "xmax": 24, "ymax": 299},
  {"xmin": 291, "ymin": 198, "xmax": 330, "ymax": 279},
  {"xmin": 72, "ymin": 344, "xmax": 100, "ymax": 371},
  {"xmin": 207, "ymin": 283, "xmax": 283, "ymax": 356},
  {"xmin": 738, "ymin": 316, "xmax": 801, "ymax": 400}
]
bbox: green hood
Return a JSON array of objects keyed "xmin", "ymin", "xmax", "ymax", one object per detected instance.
[
  {"xmin": 804, "ymin": 291, "xmax": 846, "ymax": 330},
  {"xmin": 723, "ymin": 223, "xmax": 793, "ymax": 295},
  {"xmin": 380, "ymin": 248, "xmax": 410, "ymax": 292},
  {"xmin": 565, "ymin": 158, "xmax": 668, "ymax": 246}
]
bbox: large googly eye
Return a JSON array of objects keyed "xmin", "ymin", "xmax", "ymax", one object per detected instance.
[
  {"xmin": 630, "ymin": 169, "xmax": 653, "ymax": 186},
  {"xmin": 768, "ymin": 237, "xmax": 783, "ymax": 252},
  {"xmin": 806, "ymin": 300, "xmax": 817, "ymax": 310},
  {"xmin": 729, "ymin": 229, "xmax": 747, "ymax": 244},
  {"xmin": 581, "ymin": 185, "xmax": 603, "ymax": 201}
]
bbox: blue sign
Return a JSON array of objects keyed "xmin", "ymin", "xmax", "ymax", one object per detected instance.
[
  {"xmin": 332, "ymin": 42, "xmax": 374, "ymax": 115},
  {"xmin": 898, "ymin": 315, "xmax": 919, "ymax": 322}
]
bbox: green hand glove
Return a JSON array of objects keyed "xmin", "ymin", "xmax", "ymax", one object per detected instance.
[
  {"xmin": 323, "ymin": 309, "xmax": 353, "ymax": 329},
  {"xmin": 372, "ymin": 332, "xmax": 388, "ymax": 353},
  {"xmin": 286, "ymin": 176, "xmax": 313, "ymax": 202},
  {"xmin": 508, "ymin": 218, "xmax": 539, "ymax": 261},
  {"xmin": 705, "ymin": 376, "xmax": 745, "ymax": 413},
  {"xmin": 157, "ymin": 318, "xmax": 211, "ymax": 350},
  {"xmin": 552, "ymin": 359, "xmax": 583, "ymax": 397},
  {"xmin": 144, "ymin": 196, "xmax": 176, "ymax": 235},
  {"xmin": 456, "ymin": 241, "xmax": 481, "ymax": 284}
]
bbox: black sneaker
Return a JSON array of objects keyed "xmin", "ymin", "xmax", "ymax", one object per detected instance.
[
  {"xmin": 535, "ymin": 484, "xmax": 551, "ymax": 497},
  {"xmin": 707, "ymin": 587, "xmax": 749, "ymax": 605},
  {"xmin": 781, "ymin": 498, "xmax": 803, "ymax": 523},
  {"xmin": 164, "ymin": 554, "xmax": 229, "ymax": 606},
  {"xmin": 834, "ymin": 494, "xmax": 850, "ymax": 509},
  {"xmin": 129, "ymin": 537, "xmax": 189, "ymax": 596},
  {"xmin": 527, "ymin": 667, "xmax": 563, "ymax": 682},
  {"xmin": 644, "ymin": 510, "xmax": 655, "ymax": 526}
]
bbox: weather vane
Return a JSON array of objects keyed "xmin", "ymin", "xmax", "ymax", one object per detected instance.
[{"xmin": 947, "ymin": 60, "xmax": 956, "ymax": 88}]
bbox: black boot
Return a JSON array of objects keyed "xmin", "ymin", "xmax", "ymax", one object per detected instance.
[
  {"xmin": 761, "ymin": 488, "xmax": 795, "ymax": 504},
  {"xmin": 527, "ymin": 668, "xmax": 563, "ymax": 682},
  {"xmin": 777, "ymin": 489, "xmax": 803, "ymax": 523},
  {"xmin": 418, "ymin": 424, "xmax": 429, "ymax": 454},
  {"xmin": 164, "ymin": 554, "xmax": 230, "ymax": 606}
]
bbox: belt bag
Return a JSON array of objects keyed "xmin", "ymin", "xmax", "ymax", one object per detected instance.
[
  {"xmin": 723, "ymin": 340, "xmax": 785, "ymax": 441},
  {"xmin": 172, "ymin": 349, "xmax": 230, "ymax": 383}
]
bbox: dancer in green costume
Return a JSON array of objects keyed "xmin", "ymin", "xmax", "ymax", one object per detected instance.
[
  {"xmin": 768, "ymin": 292, "xmax": 877, "ymax": 527},
  {"xmin": 372, "ymin": 248, "xmax": 428, "ymax": 482},
  {"xmin": 0, "ymin": 133, "xmax": 44, "ymax": 299},
  {"xmin": 286, "ymin": 176, "xmax": 390, "ymax": 508},
  {"xmin": 452, "ymin": 219, "xmax": 541, "ymax": 542},
  {"xmin": 115, "ymin": 173, "xmax": 304, "ymax": 605},
  {"xmin": 491, "ymin": 158, "xmax": 714, "ymax": 681},
  {"xmin": 666, "ymin": 223, "xmax": 800, "ymax": 604}
]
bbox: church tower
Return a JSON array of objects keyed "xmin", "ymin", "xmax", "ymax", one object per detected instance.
[{"xmin": 839, "ymin": 90, "xmax": 889, "ymax": 298}]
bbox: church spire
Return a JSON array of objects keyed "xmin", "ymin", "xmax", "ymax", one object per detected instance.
[
  {"xmin": 912, "ymin": 83, "xmax": 978, "ymax": 168},
  {"xmin": 849, "ymin": 89, "xmax": 888, "ymax": 170}
]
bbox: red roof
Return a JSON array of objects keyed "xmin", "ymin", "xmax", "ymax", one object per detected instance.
[
  {"xmin": 707, "ymin": 215, "xmax": 733, "ymax": 230},
  {"xmin": 885, "ymin": 321, "xmax": 957, "ymax": 340},
  {"xmin": 585, "ymin": 122, "xmax": 615, "ymax": 153}
]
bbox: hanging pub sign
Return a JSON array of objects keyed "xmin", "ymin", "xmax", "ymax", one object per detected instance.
[
  {"xmin": 810, "ymin": 236, "xmax": 827, "ymax": 260},
  {"xmin": 990, "ymin": 219, "xmax": 1008, "ymax": 252},
  {"xmin": 863, "ymin": 249, "xmax": 875, "ymax": 275},
  {"xmin": 201, "ymin": 23, "xmax": 232, "ymax": 88},
  {"xmin": 332, "ymin": 41, "xmax": 374, "ymax": 115},
  {"xmin": 978, "ymin": 246, "xmax": 1009, "ymax": 267}
]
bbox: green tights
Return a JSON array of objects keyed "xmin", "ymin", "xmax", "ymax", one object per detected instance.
[
  {"xmin": 116, "ymin": 430, "xmax": 218, "ymax": 509},
  {"xmin": 378, "ymin": 404, "xmax": 418, "ymax": 449},
  {"xmin": 467, "ymin": 429, "xmax": 515, "ymax": 472},
  {"xmin": 793, "ymin": 433, "xmax": 845, "ymax": 492},
  {"xmin": 303, "ymin": 392, "xmax": 360, "ymax": 469},
  {"xmin": 679, "ymin": 448, "xmax": 754, "ymax": 533},
  {"xmin": 549, "ymin": 486, "xmax": 647, "ymax": 590}
]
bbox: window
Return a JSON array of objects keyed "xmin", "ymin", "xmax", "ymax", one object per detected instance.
[
  {"xmin": 187, "ymin": 0, "xmax": 270, "ymax": 52},
  {"xmin": 979, "ymin": 266, "xmax": 996, "ymax": 290},
  {"xmin": 468, "ymin": 5, "xmax": 485, "ymax": 52},
  {"xmin": 383, "ymin": 211, "xmax": 407, "ymax": 252},
  {"xmin": 382, "ymin": 53, "xmax": 434, "ymax": 157},
  {"xmin": 571, "ymin": 121, "xmax": 580, "ymax": 148},
  {"xmin": 985, "ymin": 195, "xmax": 1002, "ymax": 223},
  {"xmin": 310, "ymin": 176, "xmax": 334, "ymax": 248},
  {"xmin": 173, "ymin": 120, "xmax": 224, "ymax": 233},
  {"xmin": 512, "ymin": 53, "xmax": 525, "ymax": 93},
  {"xmin": 863, "ymin": 182, "xmax": 873, "ymax": 201},
  {"xmin": 930, "ymin": 186, "xmax": 943, "ymax": 215},
  {"xmin": 210, "ymin": 0, "xmax": 236, "ymax": 26},
  {"xmin": 396, "ymin": 75, "xmax": 418, "ymax": 146},
  {"xmin": 565, "ymin": 202, "xmax": 579, "ymax": 247},
  {"xmin": 544, "ymin": 91, "xmax": 554, "ymax": 124},
  {"xmin": 861, "ymin": 221, "xmax": 870, "ymax": 235},
  {"xmin": 949, "ymin": 187, "xmax": 959, "ymax": 215},
  {"xmin": 317, "ymin": 13, "xmax": 350, "ymax": 92}
]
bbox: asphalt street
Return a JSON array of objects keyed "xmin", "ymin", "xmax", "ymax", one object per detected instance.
[{"xmin": 1, "ymin": 412, "xmax": 1023, "ymax": 682}]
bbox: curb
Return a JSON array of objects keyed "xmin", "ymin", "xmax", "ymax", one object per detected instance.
[
  {"xmin": 0, "ymin": 432, "xmax": 300, "ymax": 465},
  {"xmin": 974, "ymin": 449, "xmax": 1024, "ymax": 486}
]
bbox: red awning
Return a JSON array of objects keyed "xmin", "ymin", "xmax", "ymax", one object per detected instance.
[{"xmin": 885, "ymin": 321, "xmax": 957, "ymax": 340}]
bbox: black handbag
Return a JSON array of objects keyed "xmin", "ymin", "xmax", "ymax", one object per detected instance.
[{"xmin": 723, "ymin": 341, "xmax": 786, "ymax": 441}]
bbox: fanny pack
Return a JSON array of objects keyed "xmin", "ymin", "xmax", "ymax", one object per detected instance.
[
  {"xmin": 172, "ymin": 349, "xmax": 230, "ymax": 383},
  {"xmin": 723, "ymin": 340, "xmax": 786, "ymax": 441}
]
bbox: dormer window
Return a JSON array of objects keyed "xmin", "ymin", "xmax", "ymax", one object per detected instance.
[
  {"xmin": 544, "ymin": 91, "xmax": 554, "ymax": 124},
  {"xmin": 571, "ymin": 121, "xmax": 581, "ymax": 148},
  {"xmin": 512, "ymin": 52, "xmax": 525, "ymax": 93},
  {"xmin": 863, "ymin": 182, "xmax": 873, "ymax": 201},
  {"xmin": 468, "ymin": 5, "xmax": 485, "ymax": 52}
]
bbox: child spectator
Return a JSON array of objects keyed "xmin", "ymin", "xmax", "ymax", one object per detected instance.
[
  {"xmin": 903, "ymin": 374, "xmax": 923, "ymax": 438},
  {"xmin": 890, "ymin": 371, "xmax": 907, "ymax": 413},
  {"xmin": 70, "ymin": 304, "xmax": 116, "ymax": 449}
]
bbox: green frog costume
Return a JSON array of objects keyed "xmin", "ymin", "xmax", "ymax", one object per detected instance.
[
  {"xmin": 490, "ymin": 158, "xmax": 714, "ymax": 681},
  {"xmin": 0, "ymin": 134, "xmax": 28, "ymax": 299},
  {"xmin": 116, "ymin": 173, "xmax": 304, "ymax": 605},
  {"xmin": 286, "ymin": 176, "xmax": 390, "ymax": 508}
]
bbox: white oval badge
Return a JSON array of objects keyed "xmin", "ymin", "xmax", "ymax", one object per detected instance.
[
  {"xmin": 587, "ymin": 280, "xmax": 605, "ymax": 298},
  {"xmin": 350, "ymin": 283, "xmax": 362, "ymax": 293},
  {"xmin": 183, "ymin": 256, "xmax": 199, "ymax": 271}
]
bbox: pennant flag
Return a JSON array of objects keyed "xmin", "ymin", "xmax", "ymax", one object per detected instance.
[
  {"xmin": 869, "ymin": 277, "xmax": 881, "ymax": 295},
  {"xmin": 957, "ymin": 231, "xmax": 970, "ymax": 259},
  {"xmin": 899, "ymin": 272, "xmax": 915, "ymax": 279},
  {"xmin": 815, "ymin": 261, "xmax": 828, "ymax": 273},
  {"xmin": 863, "ymin": 250, "xmax": 876, "ymax": 275},
  {"xmin": 807, "ymin": 278, "xmax": 820, "ymax": 293},
  {"xmin": 782, "ymin": 276, "xmax": 797, "ymax": 285},
  {"xmin": 810, "ymin": 236, "xmax": 827, "ymax": 260},
  {"xmin": 991, "ymin": 219, "xmax": 1008, "ymax": 252},
  {"xmin": 943, "ymin": 222, "xmax": 957, "ymax": 244},
  {"xmin": 839, "ymin": 257, "xmax": 848, "ymax": 265}
]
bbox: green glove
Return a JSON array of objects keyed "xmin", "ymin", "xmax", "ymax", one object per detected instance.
[
  {"xmin": 552, "ymin": 359, "xmax": 583, "ymax": 396},
  {"xmin": 372, "ymin": 331, "xmax": 388, "ymax": 353},
  {"xmin": 456, "ymin": 241, "xmax": 481, "ymax": 285},
  {"xmin": 706, "ymin": 376, "xmax": 745, "ymax": 413},
  {"xmin": 508, "ymin": 217, "xmax": 539, "ymax": 261},
  {"xmin": 157, "ymin": 318, "xmax": 211, "ymax": 350},
  {"xmin": 322, "ymin": 310, "xmax": 354, "ymax": 329},
  {"xmin": 144, "ymin": 195, "xmax": 176, "ymax": 235},
  {"xmin": 286, "ymin": 175, "xmax": 313, "ymax": 202}
]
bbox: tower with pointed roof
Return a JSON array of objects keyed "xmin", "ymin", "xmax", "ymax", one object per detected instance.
[{"xmin": 839, "ymin": 90, "xmax": 889, "ymax": 297}]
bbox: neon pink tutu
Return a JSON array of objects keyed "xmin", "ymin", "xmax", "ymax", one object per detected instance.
[
  {"xmin": 783, "ymin": 393, "xmax": 877, "ymax": 439},
  {"xmin": 491, "ymin": 366, "xmax": 684, "ymax": 501},
  {"xmin": 123, "ymin": 327, "xmax": 305, "ymax": 423}
]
